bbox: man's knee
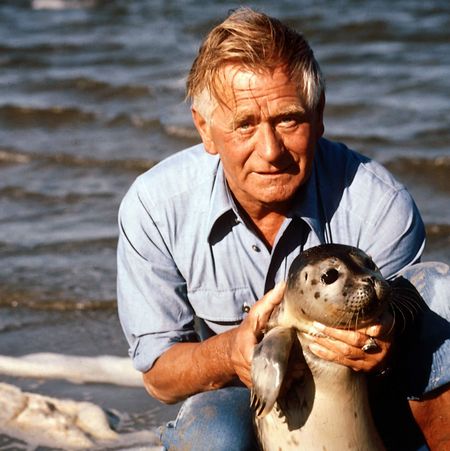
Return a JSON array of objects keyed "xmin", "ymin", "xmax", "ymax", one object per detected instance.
[
  {"xmin": 397, "ymin": 261, "xmax": 450, "ymax": 397},
  {"xmin": 160, "ymin": 387, "xmax": 258, "ymax": 451},
  {"xmin": 399, "ymin": 261, "xmax": 449, "ymax": 316}
]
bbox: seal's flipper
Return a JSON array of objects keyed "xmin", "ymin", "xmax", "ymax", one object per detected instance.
[{"xmin": 251, "ymin": 326, "xmax": 296, "ymax": 418}]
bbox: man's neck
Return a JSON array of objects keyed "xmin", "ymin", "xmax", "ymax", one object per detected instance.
[{"xmin": 236, "ymin": 203, "xmax": 289, "ymax": 251}]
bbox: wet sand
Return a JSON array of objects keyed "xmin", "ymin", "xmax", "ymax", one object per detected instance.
[{"xmin": 0, "ymin": 309, "xmax": 181, "ymax": 449}]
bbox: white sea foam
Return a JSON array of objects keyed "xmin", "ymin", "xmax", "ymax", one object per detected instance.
[
  {"xmin": 0, "ymin": 353, "xmax": 143, "ymax": 387},
  {"xmin": 0, "ymin": 382, "xmax": 161, "ymax": 450},
  {"xmin": 31, "ymin": 0, "xmax": 100, "ymax": 10}
]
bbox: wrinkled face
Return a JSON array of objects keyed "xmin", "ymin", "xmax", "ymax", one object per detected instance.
[{"xmin": 193, "ymin": 65, "xmax": 324, "ymax": 214}]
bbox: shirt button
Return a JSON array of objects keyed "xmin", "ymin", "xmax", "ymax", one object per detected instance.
[
  {"xmin": 242, "ymin": 304, "xmax": 251, "ymax": 313},
  {"xmin": 252, "ymin": 244, "xmax": 260, "ymax": 252}
]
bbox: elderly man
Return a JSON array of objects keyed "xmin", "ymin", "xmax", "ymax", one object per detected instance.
[{"xmin": 117, "ymin": 8, "xmax": 449, "ymax": 450}]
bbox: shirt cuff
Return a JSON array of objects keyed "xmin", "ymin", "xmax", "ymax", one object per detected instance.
[{"xmin": 129, "ymin": 330, "xmax": 199, "ymax": 373}]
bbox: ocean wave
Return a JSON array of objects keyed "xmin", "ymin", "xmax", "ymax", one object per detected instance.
[
  {"xmin": 324, "ymin": 102, "xmax": 371, "ymax": 117},
  {"xmin": 411, "ymin": 126, "xmax": 450, "ymax": 149},
  {"xmin": 0, "ymin": 42, "xmax": 123, "ymax": 72},
  {"xmin": 0, "ymin": 186, "xmax": 109, "ymax": 204},
  {"xmin": 315, "ymin": 14, "xmax": 450, "ymax": 45},
  {"xmin": 0, "ymin": 53, "xmax": 49, "ymax": 69},
  {"xmin": 0, "ymin": 148, "xmax": 32, "ymax": 164},
  {"xmin": 426, "ymin": 223, "xmax": 450, "ymax": 239},
  {"xmin": 0, "ymin": 104, "xmax": 96, "ymax": 128},
  {"xmin": 163, "ymin": 124, "xmax": 199, "ymax": 140},
  {"xmin": 0, "ymin": 236, "xmax": 117, "ymax": 256},
  {"xmin": 0, "ymin": 147, "xmax": 156, "ymax": 172},
  {"xmin": 0, "ymin": 289, "xmax": 117, "ymax": 311},
  {"xmin": 28, "ymin": 76, "xmax": 153, "ymax": 100},
  {"xmin": 0, "ymin": 353, "xmax": 142, "ymax": 386},
  {"xmin": 0, "ymin": 41, "xmax": 121, "ymax": 55},
  {"xmin": 106, "ymin": 113, "xmax": 161, "ymax": 130},
  {"xmin": 385, "ymin": 155, "xmax": 450, "ymax": 191},
  {"xmin": 31, "ymin": 0, "xmax": 104, "ymax": 10},
  {"xmin": 0, "ymin": 102, "xmax": 162, "ymax": 133},
  {"xmin": 385, "ymin": 154, "xmax": 450, "ymax": 169}
]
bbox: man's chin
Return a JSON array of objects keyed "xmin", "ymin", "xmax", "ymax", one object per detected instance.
[{"xmin": 256, "ymin": 191, "xmax": 297, "ymax": 210}]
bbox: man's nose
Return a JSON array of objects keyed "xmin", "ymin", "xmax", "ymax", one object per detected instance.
[{"xmin": 256, "ymin": 124, "xmax": 284, "ymax": 162}]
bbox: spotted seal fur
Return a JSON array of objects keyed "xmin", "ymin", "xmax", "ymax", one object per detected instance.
[{"xmin": 251, "ymin": 244, "xmax": 392, "ymax": 451}]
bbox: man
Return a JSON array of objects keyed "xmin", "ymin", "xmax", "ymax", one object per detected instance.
[{"xmin": 117, "ymin": 8, "xmax": 449, "ymax": 450}]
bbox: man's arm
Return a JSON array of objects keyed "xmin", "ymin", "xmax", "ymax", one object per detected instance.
[
  {"xmin": 409, "ymin": 385, "xmax": 450, "ymax": 450},
  {"xmin": 143, "ymin": 283, "xmax": 285, "ymax": 404},
  {"xmin": 143, "ymin": 332, "xmax": 236, "ymax": 404}
]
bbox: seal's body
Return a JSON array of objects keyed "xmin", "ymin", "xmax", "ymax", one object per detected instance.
[{"xmin": 251, "ymin": 244, "xmax": 390, "ymax": 451}]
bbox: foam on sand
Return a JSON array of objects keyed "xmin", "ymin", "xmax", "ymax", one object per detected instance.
[
  {"xmin": 0, "ymin": 353, "xmax": 143, "ymax": 387},
  {"xmin": 0, "ymin": 354, "xmax": 159, "ymax": 448},
  {"xmin": 0, "ymin": 383, "xmax": 161, "ymax": 450}
]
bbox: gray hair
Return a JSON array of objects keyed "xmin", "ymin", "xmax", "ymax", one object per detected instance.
[{"xmin": 186, "ymin": 7, "xmax": 325, "ymax": 118}]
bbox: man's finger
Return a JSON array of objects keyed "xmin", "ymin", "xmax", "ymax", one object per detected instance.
[
  {"xmin": 364, "ymin": 311, "xmax": 394, "ymax": 338},
  {"xmin": 251, "ymin": 281, "xmax": 286, "ymax": 327},
  {"xmin": 262, "ymin": 281, "xmax": 286, "ymax": 307},
  {"xmin": 311, "ymin": 321, "xmax": 368, "ymax": 348},
  {"xmin": 309, "ymin": 342, "xmax": 374, "ymax": 372},
  {"xmin": 311, "ymin": 335, "xmax": 367, "ymax": 360}
]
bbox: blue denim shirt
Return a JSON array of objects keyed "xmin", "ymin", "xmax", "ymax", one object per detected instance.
[{"xmin": 117, "ymin": 138, "xmax": 425, "ymax": 373}]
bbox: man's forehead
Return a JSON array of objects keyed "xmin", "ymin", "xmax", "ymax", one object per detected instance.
[
  {"xmin": 213, "ymin": 64, "xmax": 306, "ymax": 112},
  {"xmin": 216, "ymin": 64, "xmax": 288, "ymax": 93}
]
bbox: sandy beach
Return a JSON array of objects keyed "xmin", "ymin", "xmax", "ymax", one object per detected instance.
[{"xmin": 0, "ymin": 310, "xmax": 180, "ymax": 450}]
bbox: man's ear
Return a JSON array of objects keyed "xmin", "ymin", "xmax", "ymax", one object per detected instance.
[
  {"xmin": 191, "ymin": 108, "xmax": 217, "ymax": 155},
  {"xmin": 315, "ymin": 92, "xmax": 326, "ymax": 139}
]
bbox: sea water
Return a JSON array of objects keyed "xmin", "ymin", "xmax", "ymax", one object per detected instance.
[{"xmin": 0, "ymin": 0, "xmax": 449, "ymax": 448}]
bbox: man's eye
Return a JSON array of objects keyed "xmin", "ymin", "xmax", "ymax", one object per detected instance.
[
  {"xmin": 278, "ymin": 116, "xmax": 298, "ymax": 128},
  {"xmin": 237, "ymin": 122, "xmax": 254, "ymax": 132}
]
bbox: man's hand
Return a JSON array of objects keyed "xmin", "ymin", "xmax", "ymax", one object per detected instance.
[
  {"xmin": 307, "ymin": 310, "xmax": 394, "ymax": 373},
  {"xmin": 229, "ymin": 281, "xmax": 286, "ymax": 387},
  {"xmin": 143, "ymin": 281, "xmax": 285, "ymax": 403}
]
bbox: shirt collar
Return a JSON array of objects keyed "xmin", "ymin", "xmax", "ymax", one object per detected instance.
[
  {"xmin": 206, "ymin": 162, "xmax": 236, "ymax": 244},
  {"xmin": 289, "ymin": 158, "xmax": 326, "ymax": 243},
  {"xmin": 206, "ymin": 154, "xmax": 326, "ymax": 244}
]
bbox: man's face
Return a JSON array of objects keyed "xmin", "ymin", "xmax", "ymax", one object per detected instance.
[{"xmin": 193, "ymin": 65, "xmax": 324, "ymax": 215}]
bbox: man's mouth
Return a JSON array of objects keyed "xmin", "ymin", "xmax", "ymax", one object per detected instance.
[{"xmin": 256, "ymin": 168, "xmax": 290, "ymax": 176}]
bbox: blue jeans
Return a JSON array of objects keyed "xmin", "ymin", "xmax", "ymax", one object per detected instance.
[
  {"xmin": 160, "ymin": 386, "xmax": 258, "ymax": 451},
  {"xmin": 159, "ymin": 262, "xmax": 449, "ymax": 450}
]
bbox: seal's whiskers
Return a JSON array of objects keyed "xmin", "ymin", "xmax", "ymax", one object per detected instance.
[
  {"xmin": 389, "ymin": 288, "xmax": 423, "ymax": 331},
  {"xmin": 392, "ymin": 291, "xmax": 422, "ymax": 314},
  {"xmin": 389, "ymin": 302, "xmax": 407, "ymax": 334}
]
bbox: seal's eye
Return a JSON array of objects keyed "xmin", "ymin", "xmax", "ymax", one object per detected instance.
[
  {"xmin": 365, "ymin": 258, "xmax": 377, "ymax": 271},
  {"xmin": 321, "ymin": 268, "xmax": 339, "ymax": 285}
]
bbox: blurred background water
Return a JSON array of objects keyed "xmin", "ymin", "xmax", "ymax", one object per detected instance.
[{"xmin": 0, "ymin": 0, "xmax": 449, "ymax": 443}]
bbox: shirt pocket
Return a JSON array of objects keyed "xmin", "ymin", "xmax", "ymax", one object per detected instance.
[{"xmin": 187, "ymin": 286, "xmax": 254, "ymax": 323}]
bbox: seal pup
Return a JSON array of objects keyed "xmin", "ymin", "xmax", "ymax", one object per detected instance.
[{"xmin": 251, "ymin": 244, "xmax": 390, "ymax": 451}]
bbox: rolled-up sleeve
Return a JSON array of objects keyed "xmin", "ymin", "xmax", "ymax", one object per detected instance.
[{"xmin": 117, "ymin": 179, "xmax": 199, "ymax": 373}]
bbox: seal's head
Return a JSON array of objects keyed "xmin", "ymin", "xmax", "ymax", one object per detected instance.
[{"xmin": 285, "ymin": 244, "xmax": 391, "ymax": 329}]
